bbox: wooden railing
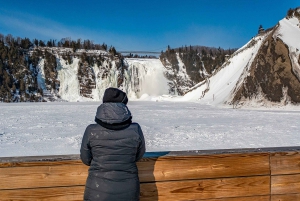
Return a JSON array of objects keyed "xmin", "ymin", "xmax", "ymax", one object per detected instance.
[{"xmin": 0, "ymin": 147, "xmax": 300, "ymax": 200}]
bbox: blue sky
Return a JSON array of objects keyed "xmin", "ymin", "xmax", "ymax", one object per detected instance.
[{"xmin": 0, "ymin": 0, "xmax": 298, "ymax": 52}]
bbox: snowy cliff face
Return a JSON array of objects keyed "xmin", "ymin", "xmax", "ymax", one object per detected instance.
[
  {"xmin": 36, "ymin": 54, "xmax": 170, "ymax": 102},
  {"xmin": 159, "ymin": 46, "xmax": 234, "ymax": 95},
  {"xmin": 161, "ymin": 53, "xmax": 195, "ymax": 95},
  {"xmin": 183, "ymin": 8, "xmax": 300, "ymax": 107},
  {"xmin": 56, "ymin": 56, "xmax": 123, "ymax": 102}
]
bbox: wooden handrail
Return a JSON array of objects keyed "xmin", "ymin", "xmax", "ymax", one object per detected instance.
[{"xmin": 0, "ymin": 146, "xmax": 300, "ymax": 200}]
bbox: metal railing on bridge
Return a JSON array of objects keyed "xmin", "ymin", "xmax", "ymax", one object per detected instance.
[{"xmin": 119, "ymin": 51, "xmax": 161, "ymax": 54}]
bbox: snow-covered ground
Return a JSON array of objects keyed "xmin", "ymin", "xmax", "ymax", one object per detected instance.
[{"xmin": 1, "ymin": 101, "xmax": 300, "ymax": 157}]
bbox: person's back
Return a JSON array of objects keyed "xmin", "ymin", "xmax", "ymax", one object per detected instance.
[{"xmin": 80, "ymin": 88, "xmax": 145, "ymax": 201}]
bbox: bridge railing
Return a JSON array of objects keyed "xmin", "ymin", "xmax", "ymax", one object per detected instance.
[
  {"xmin": 0, "ymin": 146, "xmax": 300, "ymax": 200},
  {"xmin": 119, "ymin": 51, "xmax": 161, "ymax": 54}
]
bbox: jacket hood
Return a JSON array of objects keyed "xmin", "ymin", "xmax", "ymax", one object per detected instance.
[{"xmin": 95, "ymin": 102, "xmax": 132, "ymax": 124}]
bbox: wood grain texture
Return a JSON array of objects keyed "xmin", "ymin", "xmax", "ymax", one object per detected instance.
[
  {"xmin": 0, "ymin": 160, "xmax": 83, "ymax": 168},
  {"xmin": 271, "ymin": 174, "xmax": 300, "ymax": 195},
  {"xmin": 137, "ymin": 153, "xmax": 270, "ymax": 182},
  {"xmin": 0, "ymin": 186, "xmax": 84, "ymax": 201},
  {"xmin": 3, "ymin": 150, "xmax": 300, "ymax": 200},
  {"xmin": 141, "ymin": 196, "xmax": 271, "ymax": 201},
  {"xmin": 140, "ymin": 176, "xmax": 270, "ymax": 201},
  {"xmin": 0, "ymin": 187, "xmax": 271, "ymax": 201},
  {"xmin": 0, "ymin": 164, "xmax": 88, "ymax": 190},
  {"xmin": 196, "ymin": 195, "xmax": 270, "ymax": 201},
  {"xmin": 140, "ymin": 195, "xmax": 270, "ymax": 201},
  {"xmin": 271, "ymin": 193, "xmax": 300, "ymax": 201},
  {"xmin": 270, "ymin": 151, "xmax": 300, "ymax": 175},
  {"xmin": 1, "ymin": 153, "xmax": 270, "ymax": 190}
]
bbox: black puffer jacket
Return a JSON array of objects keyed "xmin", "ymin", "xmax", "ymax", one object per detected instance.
[{"xmin": 80, "ymin": 102, "xmax": 145, "ymax": 201}]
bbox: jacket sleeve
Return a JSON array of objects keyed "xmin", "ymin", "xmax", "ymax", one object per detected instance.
[
  {"xmin": 80, "ymin": 126, "xmax": 93, "ymax": 166},
  {"xmin": 136, "ymin": 125, "xmax": 146, "ymax": 161}
]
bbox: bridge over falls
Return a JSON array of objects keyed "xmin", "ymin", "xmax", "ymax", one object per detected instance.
[{"xmin": 119, "ymin": 51, "xmax": 162, "ymax": 54}]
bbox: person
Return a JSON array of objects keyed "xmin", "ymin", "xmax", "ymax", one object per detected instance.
[{"xmin": 80, "ymin": 87, "xmax": 146, "ymax": 201}]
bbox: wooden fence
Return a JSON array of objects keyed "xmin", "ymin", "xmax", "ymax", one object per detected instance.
[{"xmin": 0, "ymin": 146, "xmax": 300, "ymax": 200}]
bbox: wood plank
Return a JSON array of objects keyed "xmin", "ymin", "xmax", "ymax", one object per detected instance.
[
  {"xmin": 197, "ymin": 196, "xmax": 270, "ymax": 201},
  {"xmin": 271, "ymin": 174, "xmax": 300, "ymax": 195},
  {"xmin": 270, "ymin": 151, "xmax": 300, "ymax": 175},
  {"xmin": 0, "ymin": 186, "xmax": 84, "ymax": 201},
  {"xmin": 140, "ymin": 176, "xmax": 270, "ymax": 201},
  {"xmin": 0, "ymin": 154, "xmax": 81, "ymax": 168},
  {"xmin": 0, "ymin": 164, "xmax": 88, "ymax": 190},
  {"xmin": 1, "ymin": 153, "xmax": 270, "ymax": 190},
  {"xmin": 137, "ymin": 153, "xmax": 270, "ymax": 182},
  {"xmin": 141, "ymin": 195, "xmax": 270, "ymax": 201},
  {"xmin": 0, "ymin": 160, "xmax": 83, "ymax": 168},
  {"xmin": 271, "ymin": 193, "xmax": 300, "ymax": 201},
  {"xmin": 0, "ymin": 186, "xmax": 270, "ymax": 201}
]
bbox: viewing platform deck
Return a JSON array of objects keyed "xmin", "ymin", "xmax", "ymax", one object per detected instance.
[{"xmin": 1, "ymin": 146, "xmax": 300, "ymax": 200}]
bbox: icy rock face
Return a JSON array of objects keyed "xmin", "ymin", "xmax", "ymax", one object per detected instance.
[
  {"xmin": 38, "ymin": 55, "xmax": 171, "ymax": 102},
  {"xmin": 78, "ymin": 62, "xmax": 96, "ymax": 99},
  {"xmin": 56, "ymin": 56, "xmax": 123, "ymax": 102},
  {"xmin": 36, "ymin": 59, "xmax": 46, "ymax": 91},
  {"xmin": 56, "ymin": 57, "xmax": 81, "ymax": 101},
  {"xmin": 160, "ymin": 53, "xmax": 195, "ymax": 95}
]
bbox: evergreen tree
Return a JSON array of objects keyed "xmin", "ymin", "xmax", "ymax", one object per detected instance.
[
  {"xmin": 0, "ymin": 34, "xmax": 4, "ymax": 42},
  {"xmin": 0, "ymin": 61, "xmax": 3, "ymax": 76},
  {"xmin": 33, "ymin": 39, "xmax": 39, "ymax": 47},
  {"xmin": 109, "ymin": 46, "xmax": 117, "ymax": 56},
  {"xmin": 102, "ymin": 43, "xmax": 107, "ymax": 51},
  {"xmin": 39, "ymin": 40, "xmax": 45, "ymax": 47},
  {"xmin": 20, "ymin": 38, "xmax": 31, "ymax": 49},
  {"xmin": 287, "ymin": 8, "xmax": 294, "ymax": 18},
  {"xmin": 47, "ymin": 40, "xmax": 53, "ymax": 47}
]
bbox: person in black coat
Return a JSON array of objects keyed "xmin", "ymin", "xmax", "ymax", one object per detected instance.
[{"xmin": 80, "ymin": 87, "xmax": 146, "ymax": 201}]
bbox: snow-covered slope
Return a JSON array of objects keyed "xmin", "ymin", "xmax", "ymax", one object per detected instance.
[
  {"xmin": 276, "ymin": 12, "xmax": 300, "ymax": 80},
  {"xmin": 277, "ymin": 12, "xmax": 300, "ymax": 51},
  {"xmin": 180, "ymin": 8, "xmax": 300, "ymax": 108},
  {"xmin": 182, "ymin": 34, "xmax": 268, "ymax": 105}
]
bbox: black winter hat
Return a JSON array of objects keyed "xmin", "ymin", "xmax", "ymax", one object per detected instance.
[{"xmin": 102, "ymin": 87, "xmax": 128, "ymax": 105}]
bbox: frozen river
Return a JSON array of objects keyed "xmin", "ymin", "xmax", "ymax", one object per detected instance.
[{"xmin": 0, "ymin": 101, "xmax": 300, "ymax": 157}]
